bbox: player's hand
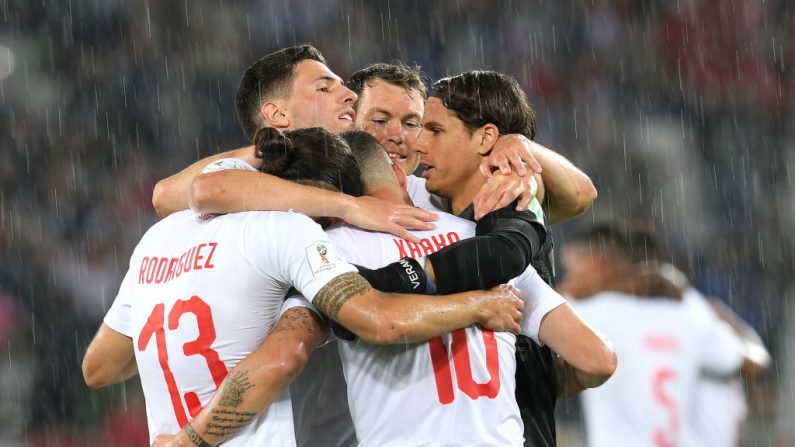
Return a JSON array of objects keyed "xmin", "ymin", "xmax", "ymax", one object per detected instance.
[
  {"xmin": 479, "ymin": 134, "xmax": 542, "ymax": 178},
  {"xmin": 472, "ymin": 172, "xmax": 538, "ymax": 220},
  {"xmin": 151, "ymin": 434, "xmax": 176, "ymax": 446},
  {"xmin": 475, "ymin": 284, "xmax": 524, "ymax": 334},
  {"xmin": 342, "ymin": 196, "xmax": 438, "ymax": 243}
]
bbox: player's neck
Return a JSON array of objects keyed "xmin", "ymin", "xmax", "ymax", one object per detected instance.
[
  {"xmin": 449, "ymin": 177, "xmax": 485, "ymax": 216},
  {"xmin": 366, "ymin": 183, "xmax": 414, "ymax": 206}
]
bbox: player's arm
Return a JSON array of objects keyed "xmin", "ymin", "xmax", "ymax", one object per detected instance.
[
  {"xmin": 426, "ymin": 204, "xmax": 546, "ymax": 294},
  {"xmin": 152, "ymin": 145, "xmax": 260, "ymax": 218},
  {"xmin": 154, "ymin": 306, "xmax": 327, "ymax": 447},
  {"xmin": 82, "ymin": 323, "xmax": 138, "ymax": 388},
  {"xmin": 312, "ymin": 272, "xmax": 523, "ymax": 344},
  {"xmin": 707, "ymin": 298, "xmax": 771, "ymax": 377},
  {"xmin": 191, "ymin": 169, "xmax": 436, "ymax": 242},
  {"xmin": 478, "ymin": 134, "xmax": 597, "ymax": 223},
  {"xmin": 539, "ymin": 304, "xmax": 617, "ymax": 395}
]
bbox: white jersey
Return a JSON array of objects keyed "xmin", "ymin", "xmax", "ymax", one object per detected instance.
[
  {"xmin": 103, "ymin": 209, "xmax": 356, "ymax": 445},
  {"xmin": 406, "ymin": 174, "xmax": 448, "ymax": 212},
  {"xmin": 326, "ymin": 212, "xmax": 566, "ymax": 447},
  {"xmin": 683, "ymin": 288, "xmax": 747, "ymax": 447},
  {"xmin": 574, "ymin": 291, "xmax": 745, "ymax": 447}
]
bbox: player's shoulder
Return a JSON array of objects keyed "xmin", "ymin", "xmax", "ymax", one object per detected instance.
[{"xmin": 238, "ymin": 209, "xmax": 319, "ymax": 228}]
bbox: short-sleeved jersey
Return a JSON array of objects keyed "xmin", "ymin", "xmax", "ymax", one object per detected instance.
[
  {"xmin": 326, "ymin": 212, "xmax": 566, "ymax": 446},
  {"xmin": 683, "ymin": 288, "xmax": 747, "ymax": 447},
  {"xmin": 103, "ymin": 209, "xmax": 356, "ymax": 445},
  {"xmin": 574, "ymin": 291, "xmax": 745, "ymax": 447}
]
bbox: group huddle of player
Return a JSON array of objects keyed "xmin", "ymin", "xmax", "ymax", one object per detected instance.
[{"xmin": 81, "ymin": 44, "xmax": 768, "ymax": 447}]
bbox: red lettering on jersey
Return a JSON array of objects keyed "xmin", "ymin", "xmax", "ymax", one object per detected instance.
[
  {"xmin": 204, "ymin": 242, "xmax": 218, "ymax": 269},
  {"xmin": 164, "ymin": 258, "xmax": 178, "ymax": 282},
  {"xmin": 183, "ymin": 247, "xmax": 196, "ymax": 273},
  {"xmin": 408, "ymin": 241, "xmax": 422, "ymax": 258},
  {"xmin": 393, "ymin": 239, "xmax": 409, "ymax": 258},
  {"xmin": 146, "ymin": 257, "xmax": 159, "ymax": 284},
  {"xmin": 430, "ymin": 234, "xmax": 448, "ymax": 252},
  {"xmin": 419, "ymin": 238, "xmax": 434, "ymax": 256},
  {"xmin": 193, "ymin": 243, "xmax": 207, "ymax": 271},
  {"xmin": 644, "ymin": 335, "xmax": 681, "ymax": 352},
  {"xmin": 447, "ymin": 232, "xmax": 460, "ymax": 243},
  {"xmin": 154, "ymin": 257, "xmax": 169, "ymax": 284},
  {"xmin": 139, "ymin": 257, "xmax": 149, "ymax": 283},
  {"xmin": 179, "ymin": 250, "xmax": 188, "ymax": 276}
]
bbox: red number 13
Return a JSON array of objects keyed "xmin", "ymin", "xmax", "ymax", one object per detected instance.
[
  {"xmin": 138, "ymin": 296, "xmax": 228, "ymax": 426},
  {"xmin": 428, "ymin": 328, "xmax": 500, "ymax": 404}
]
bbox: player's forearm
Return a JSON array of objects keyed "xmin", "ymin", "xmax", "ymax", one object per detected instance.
[
  {"xmin": 556, "ymin": 357, "xmax": 608, "ymax": 397},
  {"xmin": 354, "ymin": 291, "xmax": 487, "ymax": 344},
  {"xmin": 179, "ymin": 312, "xmax": 322, "ymax": 446},
  {"xmin": 189, "ymin": 169, "xmax": 356, "ymax": 217},
  {"xmin": 152, "ymin": 145, "xmax": 258, "ymax": 218},
  {"xmin": 428, "ymin": 209, "xmax": 543, "ymax": 293},
  {"xmin": 540, "ymin": 304, "xmax": 617, "ymax": 380},
  {"xmin": 530, "ymin": 143, "xmax": 597, "ymax": 224},
  {"xmin": 82, "ymin": 324, "xmax": 136, "ymax": 388}
]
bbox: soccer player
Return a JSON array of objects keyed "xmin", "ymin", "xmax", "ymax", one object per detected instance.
[
  {"xmin": 607, "ymin": 262, "xmax": 771, "ymax": 446},
  {"xmin": 328, "ymin": 132, "xmax": 615, "ymax": 446},
  {"xmin": 82, "ymin": 127, "xmax": 525, "ymax": 446},
  {"xmin": 558, "ymin": 222, "xmax": 765, "ymax": 447},
  {"xmin": 170, "ymin": 129, "xmax": 613, "ymax": 446},
  {"xmin": 151, "ymin": 45, "xmax": 438, "ymax": 240},
  {"xmin": 346, "ymin": 62, "xmax": 597, "ymax": 223},
  {"xmin": 414, "ymin": 70, "xmax": 594, "ymax": 446}
]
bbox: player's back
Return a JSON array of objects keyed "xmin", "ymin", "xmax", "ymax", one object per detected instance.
[
  {"xmin": 328, "ymin": 212, "xmax": 535, "ymax": 447},
  {"xmin": 574, "ymin": 291, "xmax": 744, "ymax": 447},
  {"xmin": 115, "ymin": 209, "xmax": 323, "ymax": 446}
]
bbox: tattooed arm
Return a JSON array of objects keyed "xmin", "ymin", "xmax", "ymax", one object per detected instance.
[
  {"xmin": 154, "ymin": 307, "xmax": 327, "ymax": 447},
  {"xmin": 311, "ymin": 272, "xmax": 525, "ymax": 344}
]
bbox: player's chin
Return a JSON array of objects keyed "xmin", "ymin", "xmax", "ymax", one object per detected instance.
[{"xmin": 332, "ymin": 118, "xmax": 356, "ymax": 132}]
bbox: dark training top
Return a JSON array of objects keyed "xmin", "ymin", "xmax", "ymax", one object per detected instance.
[{"xmin": 458, "ymin": 202, "xmax": 559, "ymax": 447}]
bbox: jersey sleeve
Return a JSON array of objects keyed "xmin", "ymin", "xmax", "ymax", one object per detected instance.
[
  {"xmin": 103, "ymin": 266, "xmax": 136, "ymax": 337},
  {"xmin": 512, "ymin": 266, "xmax": 567, "ymax": 344},
  {"xmin": 200, "ymin": 157, "xmax": 258, "ymax": 174},
  {"xmin": 279, "ymin": 295, "xmax": 333, "ymax": 347},
  {"xmin": 699, "ymin": 317, "xmax": 745, "ymax": 376},
  {"xmin": 244, "ymin": 212, "xmax": 358, "ymax": 304},
  {"xmin": 280, "ymin": 295, "xmax": 322, "ymax": 320}
]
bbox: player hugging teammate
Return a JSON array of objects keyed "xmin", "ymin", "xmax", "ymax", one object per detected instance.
[{"xmin": 82, "ymin": 44, "xmax": 628, "ymax": 447}]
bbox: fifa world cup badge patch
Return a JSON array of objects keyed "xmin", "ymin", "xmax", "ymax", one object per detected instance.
[{"xmin": 306, "ymin": 241, "xmax": 339, "ymax": 276}]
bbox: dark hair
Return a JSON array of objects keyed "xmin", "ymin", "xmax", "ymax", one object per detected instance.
[
  {"xmin": 348, "ymin": 62, "xmax": 427, "ymax": 110},
  {"xmin": 430, "ymin": 71, "xmax": 536, "ymax": 140},
  {"xmin": 339, "ymin": 130, "xmax": 393, "ymax": 192},
  {"xmin": 569, "ymin": 221, "xmax": 664, "ymax": 266},
  {"xmin": 253, "ymin": 127, "xmax": 363, "ymax": 197},
  {"xmin": 236, "ymin": 45, "xmax": 326, "ymax": 139}
]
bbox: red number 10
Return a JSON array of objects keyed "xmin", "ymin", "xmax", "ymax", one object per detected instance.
[
  {"xmin": 428, "ymin": 328, "xmax": 500, "ymax": 404},
  {"xmin": 138, "ymin": 296, "xmax": 228, "ymax": 426}
]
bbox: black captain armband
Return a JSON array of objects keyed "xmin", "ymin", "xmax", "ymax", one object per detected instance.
[{"xmin": 329, "ymin": 257, "xmax": 431, "ymax": 341}]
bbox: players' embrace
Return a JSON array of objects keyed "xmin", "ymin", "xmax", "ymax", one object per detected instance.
[{"xmin": 83, "ymin": 44, "xmax": 619, "ymax": 447}]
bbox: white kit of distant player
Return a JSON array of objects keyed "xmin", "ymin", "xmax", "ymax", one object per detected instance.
[
  {"xmin": 103, "ymin": 208, "xmax": 356, "ymax": 445},
  {"xmin": 327, "ymin": 211, "xmax": 566, "ymax": 447},
  {"xmin": 575, "ymin": 291, "xmax": 745, "ymax": 447},
  {"xmin": 683, "ymin": 288, "xmax": 748, "ymax": 447}
]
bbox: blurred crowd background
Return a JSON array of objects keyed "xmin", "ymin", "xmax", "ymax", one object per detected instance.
[{"xmin": 1, "ymin": 0, "xmax": 794, "ymax": 445}]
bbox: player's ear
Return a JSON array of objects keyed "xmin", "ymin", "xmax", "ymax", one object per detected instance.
[
  {"xmin": 261, "ymin": 101, "xmax": 290, "ymax": 129},
  {"xmin": 391, "ymin": 159, "xmax": 407, "ymax": 189},
  {"xmin": 476, "ymin": 123, "xmax": 500, "ymax": 155}
]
